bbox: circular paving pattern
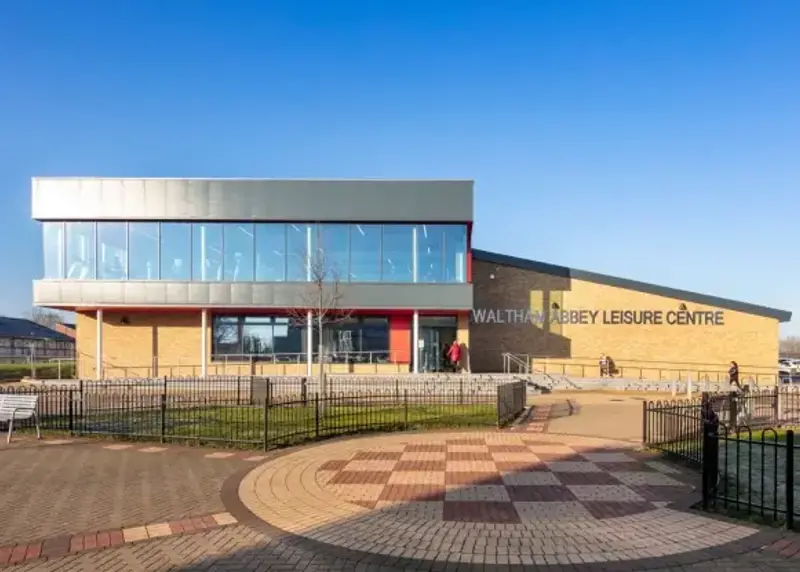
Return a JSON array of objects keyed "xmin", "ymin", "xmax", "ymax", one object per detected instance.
[{"xmin": 237, "ymin": 431, "xmax": 760, "ymax": 566}]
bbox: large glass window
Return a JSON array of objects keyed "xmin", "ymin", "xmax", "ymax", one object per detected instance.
[
  {"xmin": 212, "ymin": 315, "xmax": 307, "ymax": 361},
  {"xmin": 42, "ymin": 222, "xmax": 64, "ymax": 279},
  {"xmin": 43, "ymin": 221, "xmax": 468, "ymax": 283},
  {"xmin": 160, "ymin": 223, "xmax": 191, "ymax": 280},
  {"xmin": 287, "ymin": 223, "xmax": 311, "ymax": 281},
  {"xmin": 223, "ymin": 223, "xmax": 254, "ymax": 281},
  {"xmin": 443, "ymin": 225, "xmax": 467, "ymax": 283},
  {"xmin": 417, "ymin": 224, "xmax": 445, "ymax": 283},
  {"xmin": 212, "ymin": 316, "xmax": 240, "ymax": 355},
  {"xmin": 316, "ymin": 224, "xmax": 349, "ymax": 281},
  {"xmin": 255, "ymin": 224, "xmax": 286, "ymax": 281},
  {"xmin": 65, "ymin": 222, "xmax": 95, "ymax": 279},
  {"xmin": 129, "ymin": 223, "xmax": 159, "ymax": 280},
  {"xmin": 97, "ymin": 222, "xmax": 128, "ymax": 280},
  {"xmin": 192, "ymin": 223, "xmax": 223, "ymax": 281},
  {"xmin": 349, "ymin": 224, "xmax": 381, "ymax": 282},
  {"xmin": 381, "ymin": 225, "xmax": 413, "ymax": 282},
  {"xmin": 316, "ymin": 316, "xmax": 390, "ymax": 363}
]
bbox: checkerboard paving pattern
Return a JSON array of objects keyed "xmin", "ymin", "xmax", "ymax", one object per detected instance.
[{"xmin": 316, "ymin": 437, "xmax": 693, "ymax": 523}]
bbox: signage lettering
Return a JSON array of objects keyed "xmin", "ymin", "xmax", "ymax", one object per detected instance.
[{"xmin": 470, "ymin": 308, "xmax": 725, "ymax": 326}]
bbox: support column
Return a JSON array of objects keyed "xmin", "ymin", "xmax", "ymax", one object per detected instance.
[
  {"xmin": 307, "ymin": 311, "xmax": 313, "ymax": 376},
  {"xmin": 201, "ymin": 309, "xmax": 208, "ymax": 377},
  {"xmin": 412, "ymin": 311, "xmax": 420, "ymax": 374},
  {"xmin": 96, "ymin": 309, "xmax": 103, "ymax": 380},
  {"xmin": 412, "ymin": 226, "xmax": 419, "ymax": 374},
  {"xmin": 306, "ymin": 224, "xmax": 314, "ymax": 377}
]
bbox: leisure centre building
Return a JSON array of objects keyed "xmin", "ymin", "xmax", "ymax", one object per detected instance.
[{"xmin": 31, "ymin": 178, "xmax": 792, "ymax": 383}]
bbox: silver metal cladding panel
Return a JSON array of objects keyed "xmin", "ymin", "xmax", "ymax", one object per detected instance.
[
  {"xmin": 31, "ymin": 178, "xmax": 474, "ymax": 222},
  {"xmin": 33, "ymin": 281, "xmax": 474, "ymax": 310}
]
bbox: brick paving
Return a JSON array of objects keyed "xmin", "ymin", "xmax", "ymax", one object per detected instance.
[
  {"xmin": 236, "ymin": 430, "xmax": 800, "ymax": 569},
  {"xmin": 313, "ymin": 437, "xmax": 695, "ymax": 521},
  {"xmin": 0, "ymin": 440, "xmax": 251, "ymax": 546},
  {"xmin": 0, "ymin": 513, "xmax": 238, "ymax": 566},
  {"xmin": 4, "ymin": 430, "xmax": 800, "ymax": 570}
]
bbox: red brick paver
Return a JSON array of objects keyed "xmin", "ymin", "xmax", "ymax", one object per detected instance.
[{"xmin": 0, "ymin": 513, "xmax": 238, "ymax": 566}]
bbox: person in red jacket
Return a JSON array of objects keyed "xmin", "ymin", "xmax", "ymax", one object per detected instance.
[{"xmin": 447, "ymin": 340, "xmax": 461, "ymax": 372}]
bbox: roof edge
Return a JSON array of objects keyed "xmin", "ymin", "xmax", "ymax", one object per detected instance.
[
  {"xmin": 32, "ymin": 177, "xmax": 474, "ymax": 183},
  {"xmin": 473, "ymin": 249, "xmax": 792, "ymax": 323}
]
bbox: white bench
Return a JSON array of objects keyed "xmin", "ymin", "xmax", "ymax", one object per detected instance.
[{"xmin": 0, "ymin": 394, "xmax": 41, "ymax": 443}]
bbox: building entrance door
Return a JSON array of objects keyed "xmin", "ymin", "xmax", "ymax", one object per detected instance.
[{"xmin": 416, "ymin": 316, "xmax": 458, "ymax": 373}]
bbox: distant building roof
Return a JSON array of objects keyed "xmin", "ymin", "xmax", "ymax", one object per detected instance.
[{"xmin": 0, "ymin": 316, "xmax": 75, "ymax": 342}]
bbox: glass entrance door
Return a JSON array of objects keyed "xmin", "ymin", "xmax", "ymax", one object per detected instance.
[{"xmin": 416, "ymin": 316, "xmax": 458, "ymax": 373}]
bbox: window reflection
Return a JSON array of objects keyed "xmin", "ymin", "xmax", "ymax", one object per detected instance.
[
  {"xmin": 129, "ymin": 223, "xmax": 159, "ymax": 280},
  {"xmin": 443, "ymin": 225, "xmax": 467, "ymax": 283},
  {"xmin": 192, "ymin": 223, "xmax": 223, "ymax": 281},
  {"xmin": 317, "ymin": 224, "xmax": 349, "ymax": 281},
  {"xmin": 97, "ymin": 222, "xmax": 128, "ymax": 280},
  {"xmin": 316, "ymin": 317, "xmax": 390, "ymax": 362},
  {"xmin": 223, "ymin": 223, "xmax": 254, "ymax": 281},
  {"xmin": 160, "ymin": 223, "xmax": 190, "ymax": 280},
  {"xmin": 349, "ymin": 224, "xmax": 381, "ymax": 282},
  {"xmin": 44, "ymin": 222, "xmax": 469, "ymax": 284},
  {"xmin": 417, "ymin": 224, "xmax": 444, "ymax": 283},
  {"xmin": 381, "ymin": 225, "xmax": 413, "ymax": 282},
  {"xmin": 66, "ymin": 222, "xmax": 95, "ymax": 279},
  {"xmin": 255, "ymin": 224, "xmax": 286, "ymax": 281},
  {"xmin": 287, "ymin": 223, "xmax": 311, "ymax": 281},
  {"xmin": 42, "ymin": 222, "xmax": 64, "ymax": 279},
  {"xmin": 212, "ymin": 315, "xmax": 308, "ymax": 360}
]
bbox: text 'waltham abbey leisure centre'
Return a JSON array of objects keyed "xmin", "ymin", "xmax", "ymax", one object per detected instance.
[{"xmin": 470, "ymin": 308, "xmax": 725, "ymax": 326}]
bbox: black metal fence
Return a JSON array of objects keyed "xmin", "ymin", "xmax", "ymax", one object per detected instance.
[
  {"xmin": 0, "ymin": 379, "xmax": 511, "ymax": 450},
  {"xmin": 497, "ymin": 381, "xmax": 526, "ymax": 427},
  {"xmin": 703, "ymin": 426, "xmax": 798, "ymax": 529},
  {"xmin": 645, "ymin": 387, "xmax": 800, "ymax": 528}
]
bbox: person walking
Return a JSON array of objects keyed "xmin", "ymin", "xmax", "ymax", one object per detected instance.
[
  {"xmin": 599, "ymin": 354, "xmax": 608, "ymax": 377},
  {"xmin": 447, "ymin": 340, "xmax": 461, "ymax": 373},
  {"xmin": 729, "ymin": 360, "xmax": 749, "ymax": 426},
  {"xmin": 729, "ymin": 361, "xmax": 740, "ymax": 390}
]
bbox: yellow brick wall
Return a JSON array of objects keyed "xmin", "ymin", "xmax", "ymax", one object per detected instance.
[
  {"xmin": 75, "ymin": 311, "xmax": 410, "ymax": 379},
  {"xmin": 470, "ymin": 259, "xmax": 781, "ymax": 383},
  {"xmin": 76, "ymin": 311, "xmax": 205, "ymax": 378}
]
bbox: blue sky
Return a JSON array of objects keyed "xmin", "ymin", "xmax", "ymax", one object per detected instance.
[{"xmin": 1, "ymin": 1, "xmax": 798, "ymax": 334}]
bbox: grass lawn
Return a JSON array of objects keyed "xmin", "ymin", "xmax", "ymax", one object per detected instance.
[{"xmin": 56, "ymin": 402, "xmax": 498, "ymax": 449}]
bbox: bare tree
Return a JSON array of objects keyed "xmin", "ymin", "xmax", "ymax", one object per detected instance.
[
  {"xmin": 286, "ymin": 247, "xmax": 353, "ymax": 412},
  {"xmin": 25, "ymin": 307, "xmax": 63, "ymax": 330},
  {"xmin": 780, "ymin": 336, "xmax": 800, "ymax": 358}
]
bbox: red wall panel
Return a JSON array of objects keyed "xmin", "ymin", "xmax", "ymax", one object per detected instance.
[{"xmin": 389, "ymin": 314, "xmax": 412, "ymax": 364}]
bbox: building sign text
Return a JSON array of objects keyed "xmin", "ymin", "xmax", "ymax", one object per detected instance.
[{"xmin": 471, "ymin": 308, "xmax": 725, "ymax": 326}]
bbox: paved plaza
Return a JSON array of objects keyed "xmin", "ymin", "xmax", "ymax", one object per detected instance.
[{"xmin": 2, "ymin": 396, "xmax": 800, "ymax": 570}]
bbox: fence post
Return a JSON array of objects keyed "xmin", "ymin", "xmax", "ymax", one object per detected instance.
[
  {"xmin": 68, "ymin": 388, "xmax": 74, "ymax": 435},
  {"xmin": 774, "ymin": 388, "xmax": 781, "ymax": 425},
  {"xmin": 301, "ymin": 378, "xmax": 308, "ymax": 407},
  {"xmin": 79, "ymin": 379, "xmax": 84, "ymax": 420},
  {"xmin": 160, "ymin": 392, "xmax": 167, "ymax": 444},
  {"xmin": 263, "ymin": 397, "xmax": 270, "ymax": 452},
  {"xmin": 404, "ymin": 389, "xmax": 409, "ymax": 429},
  {"xmin": 163, "ymin": 375, "xmax": 168, "ymax": 396},
  {"xmin": 701, "ymin": 422, "xmax": 717, "ymax": 510},
  {"xmin": 395, "ymin": 378, "xmax": 399, "ymax": 404},
  {"xmin": 314, "ymin": 393, "xmax": 320, "ymax": 439},
  {"xmin": 236, "ymin": 376, "xmax": 242, "ymax": 405},
  {"xmin": 459, "ymin": 377, "xmax": 464, "ymax": 405},
  {"xmin": 642, "ymin": 400, "xmax": 648, "ymax": 446},
  {"xmin": 786, "ymin": 430, "xmax": 795, "ymax": 530}
]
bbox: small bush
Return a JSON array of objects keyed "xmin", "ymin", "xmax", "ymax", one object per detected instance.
[{"xmin": 0, "ymin": 362, "xmax": 75, "ymax": 381}]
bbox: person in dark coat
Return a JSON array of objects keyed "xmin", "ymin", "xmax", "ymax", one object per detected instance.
[{"xmin": 729, "ymin": 361, "xmax": 740, "ymax": 389}]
